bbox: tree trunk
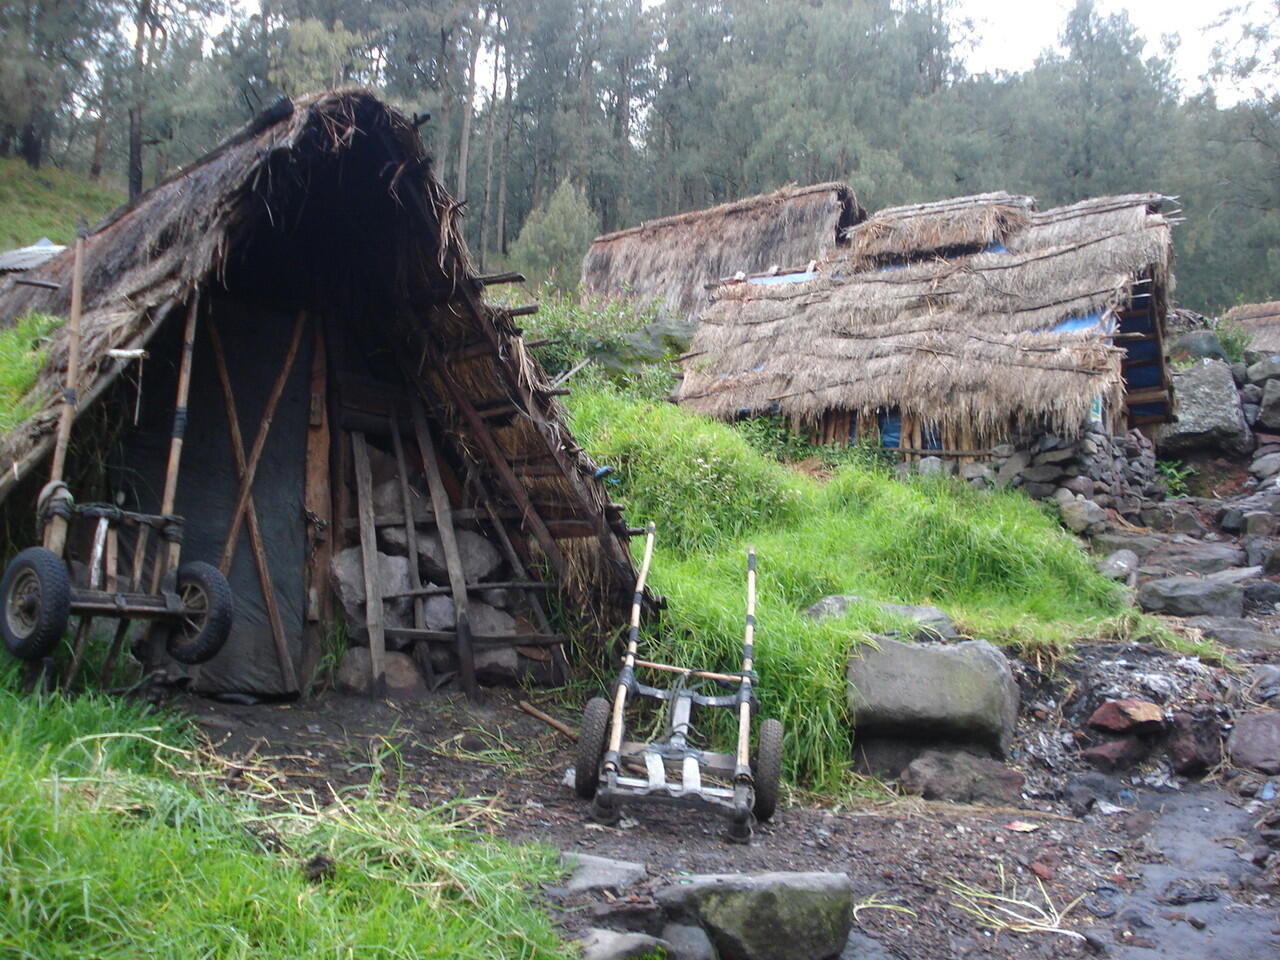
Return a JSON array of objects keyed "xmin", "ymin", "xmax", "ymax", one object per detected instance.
[
  {"xmin": 19, "ymin": 117, "xmax": 44, "ymax": 169},
  {"xmin": 89, "ymin": 114, "xmax": 107, "ymax": 180},
  {"xmin": 478, "ymin": 38, "xmax": 502, "ymax": 268},
  {"xmin": 496, "ymin": 52, "xmax": 514, "ymax": 256},
  {"xmin": 0, "ymin": 124, "xmax": 14, "ymax": 158},
  {"xmin": 129, "ymin": 0, "xmax": 153, "ymax": 201},
  {"xmin": 455, "ymin": 16, "xmax": 482, "ymax": 204},
  {"xmin": 436, "ymin": 25, "xmax": 454, "ymax": 188}
]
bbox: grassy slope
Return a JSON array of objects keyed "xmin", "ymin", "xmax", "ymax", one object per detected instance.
[
  {"xmin": 567, "ymin": 383, "xmax": 1188, "ymax": 792},
  {"xmin": 0, "ymin": 157, "xmax": 123, "ymax": 250},
  {"xmin": 0, "ymin": 678, "xmax": 571, "ymax": 959}
]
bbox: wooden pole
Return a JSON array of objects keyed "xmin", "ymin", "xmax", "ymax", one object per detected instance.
[
  {"xmin": 390, "ymin": 412, "xmax": 435, "ymax": 687},
  {"xmin": 209, "ymin": 323, "xmax": 298, "ymax": 694},
  {"xmin": 303, "ymin": 326, "xmax": 332, "ymax": 624},
  {"xmin": 43, "ymin": 229, "xmax": 85, "ymax": 554},
  {"xmin": 219, "ymin": 310, "xmax": 306, "ymax": 571},
  {"xmin": 605, "ymin": 522, "xmax": 657, "ymax": 770},
  {"xmin": 351, "ymin": 432, "xmax": 386, "ymax": 698},
  {"xmin": 411, "ymin": 399, "xmax": 476, "ymax": 698},
  {"xmin": 735, "ymin": 546, "xmax": 756, "ymax": 776}
]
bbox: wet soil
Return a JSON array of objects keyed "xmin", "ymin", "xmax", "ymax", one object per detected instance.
[{"xmin": 188, "ymin": 683, "xmax": 1280, "ymax": 960}]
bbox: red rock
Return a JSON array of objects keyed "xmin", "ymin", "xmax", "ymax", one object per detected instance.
[
  {"xmin": 1030, "ymin": 861, "xmax": 1055, "ymax": 881},
  {"xmin": 1081, "ymin": 735, "xmax": 1148, "ymax": 772},
  {"xmin": 1088, "ymin": 698, "xmax": 1166, "ymax": 735},
  {"xmin": 1167, "ymin": 711, "xmax": 1222, "ymax": 776},
  {"xmin": 1228, "ymin": 712, "xmax": 1280, "ymax": 775}
]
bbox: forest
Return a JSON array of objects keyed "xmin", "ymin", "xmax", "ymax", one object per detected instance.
[{"xmin": 2, "ymin": 0, "xmax": 1279, "ymax": 312}]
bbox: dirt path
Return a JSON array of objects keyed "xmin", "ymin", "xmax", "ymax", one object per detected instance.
[{"xmin": 187, "ymin": 688, "xmax": 1280, "ymax": 959}]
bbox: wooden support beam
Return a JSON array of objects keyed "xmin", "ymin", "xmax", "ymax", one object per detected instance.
[
  {"xmin": 220, "ymin": 310, "xmax": 307, "ymax": 571},
  {"xmin": 475, "ymin": 271, "xmax": 526, "ymax": 286},
  {"xmin": 1125, "ymin": 386, "xmax": 1171, "ymax": 405},
  {"xmin": 303, "ymin": 326, "xmax": 332, "ymax": 624},
  {"xmin": 384, "ymin": 627, "xmax": 565, "ymax": 646},
  {"xmin": 210, "ymin": 323, "xmax": 298, "ymax": 694},
  {"xmin": 390, "ymin": 412, "xmax": 434, "ymax": 687},
  {"xmin": 352, "ymin": 433, "xmax": 386, "ymax": 698},
  {"xmin": 506, "ymin": 304, "xmax": 539, "ymax": 318},
  {"xmin": 410, "ymin": 399, "xmax": 477, "ymax": 698}
]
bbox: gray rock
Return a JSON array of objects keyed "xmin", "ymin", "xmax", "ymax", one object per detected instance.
[
  {"xmin": 1252, "ymin": 452, "xmax": 1280, "ymax": 479},
  {"xmin": 1051, "ymin": 487, "xmax": 1076, "ymax": 505},
  {"xmin": 335, "ymin": 648, "xmax": 426, "ymax": 698},
  {"xmin": 917, "ymin": 456, "xmax": 945, "ymax": 476},
  {"xmin": 1260, "ymin": 379, "xmax": 1280, "ymax": 431},
  {"xmin": 1242, "ymin": 382, "xmax": 1265, "ymax": 405},
  {"xmin": 1244, "ymin": 403, "xmax": 1261, "ymax": 426},
  {"xmin": 991, "ymin": 444, "xmax": 1016, "ymax": 458},
  {"xmin": 579, "ymin": 928, "xmax": 672, "ymax": 960},
  {"xmin": 1060, "ymin": 498, "xmax": 1108, "ymax": 534},
  {"xmin": 1091, "ymin": 532, "xmax": 1164, "ymax": 560},
  {"xmin": 960, "ymin": 462, "xmax": 991, "ymax": 482},
  {"xmin": 1021, "ymin": 463, "xmax": 1066, "ymax": 483},
  {"xmin": 1246, "ymin": 356, "xmax": 1280, "ymax": 384},
  {"xmin": 899, "ymin": 749, "xmax": 1025, "ymax": 805},
  {"xmin": 1232, "ymin": 360, "xmax": 1249, "ymax": 385},
  {"xmin": 994, "ymin": 450, "xmax": 1030, "ymax": 487},
  {"xmin": 561, "ymin": 853, "xmax": 647, "ymax": 894},
  {"xmin": 807, "ymin": 595, "xmax": 958, "ymax": 640},
  {"xmin": 1097, "ymin": 549, "xmax": 1139, "ymax": 581},
  {"xmin": 657, "ymin": 872, "xmax": 853, "ymax": 960},
  {"xmin": 1185, "ymin": 615, "xmax": 1279, "ymax": 651},
  {"xmin": 1062, "ymin": 476, "xmax": 1095, "ymax": 497},
  {"xmin": 424, "ymin": 594, "xmax": 455, "ymax": 630},
  {"xmin": 1147, "ymin": 541, "xmax": 1246, "ymax": 575},
  {"xmin": 1204, "ymin": 564, "xmax": 1264, "ymax": 583},
  {"xmin": 847, "ymin": 638, "xmax": 1019, "ymax": 755},
  {"xmin": 329, "ymin": 547, "xmax": 413, "ymax": 632},
  {"xmin": 1169, "ymin": 329, "xmax": 1228, "ymax": 363},
  {"xmin": 1228, "ymin": 712, "xmax": 1280, "ymax": 774},
  {"xmin": 417, "ymin": 529, "xmax": 503, "ymax": 584},
  {"xmin": 1033, "ymin": 446, "xmax": 1080, "ymax": 465},
  {"xmin": 474, "ymin": 645, "xmax": 520, "ymax": 685},
  {"xmin": 840, "ymin": 930, "xmax": 896, "ymax": 960},
  {"xmin": 1137, "ymin": 577, "xmax": 1244, "ymax": 619},
  {"xmin": 661, "ymin": 924, "xmax": 718, "ymax": 960},
  {"xmin": 1245, "ymin": 579, "xmax": 1280, "ymax": 607},
  {"xmin": 1155, "ymin": 359, "xmax": 1251, "ymax": 456}
]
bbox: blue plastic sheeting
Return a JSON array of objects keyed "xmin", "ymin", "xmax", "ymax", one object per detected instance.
[
  {"xmin": 922, "ymin": 423, "xmax": 942, "ymax": 450},
  {"xmin": 1126, "ymin": 339, "xmax": 1160, "ymax": 363},
  {"xmin": 748, "ymin": 271, "xmax": 817, "ymax": 285},
  {"xmin": 878, "ymin": 409, "xmax": 901, "ymax": 448},
  {"xmin": 984, "ymin": 242, "xmax": 1009, "ymax": 254},
  {"xmin": 1125, "ymin": 363, "xmax": 1163, "ymax": 388},
  {"xmin": 1044, "ymin": 309, "xmax": 1108, "ymax": 334},
  {"xmin": 877, "ymin": 263, "xmax": 907, "ymax": 272}
]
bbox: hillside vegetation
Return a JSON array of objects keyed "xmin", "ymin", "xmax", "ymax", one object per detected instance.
[{"xmin": 0, "ymin": 157, "xmax": 123, "ymax": 251}]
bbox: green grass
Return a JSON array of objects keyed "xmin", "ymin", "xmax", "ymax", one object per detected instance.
[
  {"xmin": 0, "ymin": 682, "xmax": 572, "ymax": 959},
  {"xmin": 0, "ymin": 311, "xmax": 62, "ymax": 430},
  {"xmin": 567, "ymin": 381, "xmax": 1148, "ymax": 793},
  {"xmin": 0, "ymin": 157, "xmax": 123, "ymax": 250}
]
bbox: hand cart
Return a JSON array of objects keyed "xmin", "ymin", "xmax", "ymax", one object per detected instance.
[
  {"xmin": 574, "ymin": 523, "xmax": 784, "ymax": 843},
  {"xmin": 0, "ymin": 227, "xmax": 233, "ymax": 689}
]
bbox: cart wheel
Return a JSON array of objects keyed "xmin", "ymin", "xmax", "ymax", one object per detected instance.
[
  {"xmin": 1, "ymin": 547, "xmax": 71, "ymax": 661},
  {"xmin": 575, "ymin": 696, "xmax": 611, "ymax": 799},
  {"xmin": 165, "ymin": 562, "xmax": 233, "ymax": 665},
  {"xmin": 752, "ymin": 717, "xmax": 784, "ymax": 822}
]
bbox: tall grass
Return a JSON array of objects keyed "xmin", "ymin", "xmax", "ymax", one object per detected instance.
[
  {"xmin": 0, "ymin": 311, "xmax": 62, "ymax": 431},
  {"xmin": 568, "ymin": 382, "xmax": 1131, "ymax": 791},
  {"xmin": 0, "ymin": 686, "xmax": 571, "ymax": 959}
]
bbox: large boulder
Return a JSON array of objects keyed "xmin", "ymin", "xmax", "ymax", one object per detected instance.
[
  {"xmin": 1246, "ymin": 355, "xmax": 1280, "ymax": 384},
  {"xmin": 1185, "ymin": 615, "xmax": 1280, "ymax": 651},
  {"xmin": 1136, "ymin": 576, "xmax": 1244, "ymax": 619},
  {"xmin": 807, "ymin": 595, "xmax": 958, "ymax": 640},
  {"xmin": 335, "ymin": 647, "xmax": 426, "ymax": 698},
  {"xmin": 1155, "ymin": 359, "xmax": 1251, "ymax": 456},
  {"xmin": 1259, "ymin": 379, "xmax": 1280, "ymax": 432},
  {"xmin": 329, "ymin": 547, "xmax": 413, "ymax": 632},
  {"xmin": 1145, "ymin": 541, "xmax": 1246, "ymax": 575},
  {"xmin": 1060, "ymin": 498, "xmax": 1108, "ymax": 534},
  {"xmin": 846, "ymin": 638, "xmax": 1019, "ymax": 755},
  {"xmin": 1168, "ymin": 329, "xmax": 1228, "ymax": 363},
  {"xmin": 417, "ymin": 529, "xmax": 503, "ymax": 583},
  {"xmin": 657, "ymin": 872, "xmax": 853, "ymax": 960}
]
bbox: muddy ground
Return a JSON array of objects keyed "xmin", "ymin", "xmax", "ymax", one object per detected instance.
[{"xmin": 186, "ymin": 663, "xmax": 1280, "ymax": 960}]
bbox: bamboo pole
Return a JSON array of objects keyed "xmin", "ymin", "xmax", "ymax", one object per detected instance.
[
  {"xmin": 43, "ymin": 229, "xmax": 84, "ymax": 554},
  {"xmin": 605, "ymin": 522, "xmax": 657, "ymax": 770},
  {"xmin": 735, "ymin": 546, "xmax": 756, "ymax": 776}
]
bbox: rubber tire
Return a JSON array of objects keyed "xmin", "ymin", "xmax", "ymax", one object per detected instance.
[
  {"xmin": 166, "ymin": 561, "xmax": 234, "ymax": 665},
  {"xmin": 752, "ymin": 717, "xmax": 784, "ymax": 821},
  {"xmin": 575, "ymin": 696, "xmax": 611, "ymax": 799},
  {"xmin": 0, "ymin": 547, "xmax": 71, "ymax": 660}
]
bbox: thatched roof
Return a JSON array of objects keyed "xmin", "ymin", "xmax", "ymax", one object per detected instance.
[
  {"xmin": 1224, "ymin": 301, "xmax": 1280, "ymax": 351},
  {"xmin": 0, "ymin": 90, "xmax": 635, "ymax": 621},
  {"xmin": 0, "ymin": 238, "xmax": 64, "ymax": 273},
  {"xmin": 844, "ymin": 192, "xmax": 1035, "ymax": 267},
  {"xmin": 678, "ymin": 192, "xmax": 1174, "ymax": 437},
  {"xmin": 580, "ymin": 182, "xmax": 865, "ymax": 323}
]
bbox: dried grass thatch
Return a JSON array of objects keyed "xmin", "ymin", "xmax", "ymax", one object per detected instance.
[
  {"xmin": 580, "ymin": 182, "xmax": 865, "ymax": 322},
  {"xmin": 1224, "ymin": 301, "xmax": 1280, "ymax": 351},
  {"xmin": 0, "ymin": 89, "xmax": 635, "ymax": 622},
  {"xmin": 678, "ymin": 192, "xmax": 1175, "ymax": 440},
  {"xmin": 844, "ymin": 192, "xmax": 1035, "ymax": 267}
]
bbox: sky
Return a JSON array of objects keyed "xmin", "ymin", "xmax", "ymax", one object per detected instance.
[{"xmin": 960, "ymin": 0, "xmax": 1236, "ymax": 94}]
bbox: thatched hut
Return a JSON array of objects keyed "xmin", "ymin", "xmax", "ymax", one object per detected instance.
[
  {"xmin": 0, "ymin": 91, "xmax": 636, "ymax": 697},
  {"xmin": 1224, "ymin": 301, "xmax": 1280, "ymax": 352},
  {"xmin": 678, "ymin": 192, "xmax": 1176, "ymax": 456},
  {"xmin": 580, "ymin": 182, "xmax": 866, "ymax": 325}
]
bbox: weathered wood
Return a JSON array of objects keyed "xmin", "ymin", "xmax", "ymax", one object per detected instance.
[
  {"xmin": 1125, "ymin": 386, "xmax": 1170, "ymax": 405},
  {"xmin": 303, "ymin": 326, "xmax": 332, "ymax": 623},
  {"xmin": 351, "ymin": 433, "xmax": 386, "ymax": 698},
  {"xmin": 383, "ymin": 627, "xmax": 565, "ymax": 646},
  {"xmin": 383, "ymin": 580, "xmax": 551, "ymax": 600},
  {"xmin": 475, "ymin": 271, "xmax": 526, "ymax": 286},
  {"xmin": 506, "ymin": 304, "xmax": 539, "ymax": 317},
  {"xmin": 410, "ymin": 400, "xmax": 477, "ymax": 698},
  {"xmin": 390, "ymin": 412, "xmax": 434, "ymax": 687},
  {"xmin": 219, "ymin": 310, "xmax": 307, "ymax": 571},
  {"xmin": 518, "ymin": 700, "xmax": 576, "ymax": 739},
  {"xmin": 209, "ymin": 323, "xmax": 298, "ymax": 694},
  {"xmin": 43, "ymin": 230, "xmax": 83, "ymax": 556}
]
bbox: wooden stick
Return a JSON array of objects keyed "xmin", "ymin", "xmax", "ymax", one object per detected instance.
[
  {"xmin": 209, "ymin": 323, "xmax": 298, "ymax": 694},
  {"xmin": 219, "ymin": 310, "xmax": 306, "ymax": 571},
  {"xmin": 735, "ymin": 545, "xmax": 756, "ymax": 775},
  {"xmin": 518, "ymin": 700, "xmax": 576, "ymax": 740},
  {"xmin": 62, "ymin": 616, "xmax": 93, "ymax": 693},
  {"xmin": 43, "ymin": 231, "xmax": 84, "ymax": 554},
  {"xmin": 303, "ymin": 326, "xmax": 332, "ymax": 624},
  {"xmin": 606, "ymin": 523, "xmax": 657, "ymax": 769},
  {"xmin": 411, "ymin": 400, "xmax": 476, "ymax": 698},
  {"xmin": 351, "ymin": 432, "xmax": 386, "ymax": 698},
  {"xmin": 390, "ymin": 412, "xmax": 434, "ymax": 687}
]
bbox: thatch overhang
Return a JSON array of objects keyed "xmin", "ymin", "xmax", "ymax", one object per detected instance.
[
  {"xmin": 0, "ymin": 90, "xmax": 636, "ymax": 625},
  {"xmin": 1224, "ymin": 301, "xmax": 1280, "ymax": 351},
  {"xmin": 678, "ymin": 192, "xmax": 1176, "ymax": 441},
  {"xmin": 580, "ymin": 182, "xmax": 865, "ymax": 323},
  {"xmin": 844, "ymin": 191, "xmax": 1035, "ymax": 268}
]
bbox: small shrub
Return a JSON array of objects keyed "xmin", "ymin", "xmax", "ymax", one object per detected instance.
[
  {"xmin": 1156, "ymin": 458, "xmax": 1196, "ymax": 497},
  {"xmin": 509, "ymin": 179, "xmax": 598, "ymax": 293},
  {"xmin": 521, "ymin": 285, "xmax": 658, "ymax": 377},
  {"xmin": 1215, "ymin": 318, "xmax": 1252, "ymax": 364}
]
